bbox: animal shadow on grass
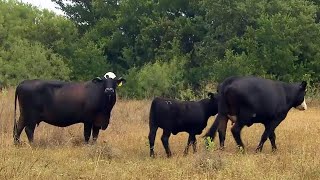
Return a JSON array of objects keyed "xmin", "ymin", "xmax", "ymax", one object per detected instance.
[
  {"xmin": 86, "ymin": 143, "xmax": 122, "ymax": 161},
  {"xmin": 193, "ymin": 151, "xmax": 225, "ymax": 173}
]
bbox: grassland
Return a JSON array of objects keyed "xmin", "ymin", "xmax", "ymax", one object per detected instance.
[{"xmin": 0, "ymin": 89, "xmax": 320, "ymax": 180}]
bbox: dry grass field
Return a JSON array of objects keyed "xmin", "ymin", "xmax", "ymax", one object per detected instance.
[{"xmin": 0, "ymin": 89, "xmax": 320, "ymax": 180}]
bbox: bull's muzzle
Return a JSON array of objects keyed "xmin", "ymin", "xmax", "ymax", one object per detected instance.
[
  {"xmin": 295, "ymin": 98, "xmax": 307, "ymax": 111},
  {"xmin": 104, "ymin": 88, "xmax": 115, "ymax": 93}
]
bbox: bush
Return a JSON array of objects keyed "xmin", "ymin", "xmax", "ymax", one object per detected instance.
[
  {"xmin": 0, "ymin": 38, "xmax": 70, "ymax": 86},
  {"xmin": 119, "ymin": 56, "xmax": 186, "ymax": 99}
]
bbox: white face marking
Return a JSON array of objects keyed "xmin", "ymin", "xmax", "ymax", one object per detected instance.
[
  {"xmin": 104, "ymin": 72, "xmax": 116, "ymax": 79},
  {"xmin": 227, "ymin": 115, "xmax": 237, "ymax": 123},
  {"xmin": 296, "ymin": 98, "xmax": 307, "ymax": 111}
]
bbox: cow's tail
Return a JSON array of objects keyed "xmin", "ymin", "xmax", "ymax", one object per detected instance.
[
  {"xmin": 13, "ymin": 86, "xmax": 18, "ymax": 139},
  {"xmin": 203, "ymin": 115, "xmax": 220, "ymax": 139}
]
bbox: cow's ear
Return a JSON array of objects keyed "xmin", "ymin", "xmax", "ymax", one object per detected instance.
[
  {"xmin": 300, "ymin": 81, "xmax": 307, "ymax": 91},
  {"xmin": 92, "ymin": 77, "xmax": 103, "ymax": 83},
  {"xmin": 117, "ymin": 77, "xmax": 126, "ymax": 87},
  {"xmin": 208, "ymin": 92, "xmax": 215, "ymax": 99}
]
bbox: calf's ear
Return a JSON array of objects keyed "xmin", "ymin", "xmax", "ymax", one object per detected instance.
[
  {"xmin": 300, "ymin": 81, "xmax": 307, "ymax": 90},
  {"xmin": 117, "ymin": 77, "xmax": 126, "ymax": 87},
  {"xmin": 92, "ymin": 77, "xmax": 103, "ymax": 83},
  {"xmin": 208, "ymin": 92, "xmax": 215, "ymax": 99}
]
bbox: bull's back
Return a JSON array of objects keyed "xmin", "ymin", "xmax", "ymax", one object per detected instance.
[
  {"xmin": 222, "ymin": 77, "xmax": 286, "ymax": 117},
  {"xmin": 17, "ymin": 80, "xmax": 87, "ymax": 126}
]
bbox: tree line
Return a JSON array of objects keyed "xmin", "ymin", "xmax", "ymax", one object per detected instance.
[{"xmin": 1, "ymin": 0, "xmax": 320, "ymax": 99}]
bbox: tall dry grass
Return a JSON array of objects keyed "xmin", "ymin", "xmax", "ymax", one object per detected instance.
[{"xmin": 0, "ymin": 89, "xmax": 320, "ymax": 179}]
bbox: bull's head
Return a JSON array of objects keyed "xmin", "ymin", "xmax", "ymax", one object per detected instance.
[
  {"xmin": 92, "ymin": 73, "xmax": 126, "ymax": 96},
  {"xmin": 91, "ymin": 72, "xmax": 126, "ymax": 130},
  {"xmin": 294, "ymin": 81, "xmax": 307, "ymax": 111}
]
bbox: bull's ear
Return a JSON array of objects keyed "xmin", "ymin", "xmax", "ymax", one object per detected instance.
[
  {"xmin": 300, "ymin": 81, "xmax": 307, "ymax": 90},
  {"xmin": 208, "ymin": 92, "xmax": 215, "ymax": 99},
  {"xmin": 117, "ymin": 77, "xmax": 126, "ymax": 87},
  {"xmin": 92, "ymin": 77, "xmax": 103, "ymax": 83}
]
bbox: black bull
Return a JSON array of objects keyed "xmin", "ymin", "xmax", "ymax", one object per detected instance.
[
  {"xmin": 13, "ymin": 76, "xmax": 125, "ymax": 144},
  {"xmin": 205, "ymin": 76, "xmax": 307, "ymax": 152}
]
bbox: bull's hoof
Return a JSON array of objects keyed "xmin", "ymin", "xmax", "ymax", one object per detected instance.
[
  {"xmin": 255, "ymin": 146, "xmax": 263, "ymax": 153},
  {"xmin": 183, "ymin": 151, "xmax": 188, "ymax": 156},
  {"xmin": 272, "ymin": 147, "xmax": 278, "ymax": 153},
  {"xmin": 166, "ymin": 152, "xmax": 172, "ymax": 158},
  {"xmin": 219, "ymin": 146, "xmax": 225, "ymax": 151},
  {"xmin": 14, "ymin": 140, "xmax": 21, "ymax": 146}
]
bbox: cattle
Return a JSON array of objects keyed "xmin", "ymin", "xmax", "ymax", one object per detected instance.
[
  {"xmin": 148, "ymin": 93, "xmax": 219, "ymax": 158},
  {"xmin": 13, "ymin": 72, "xmax": 126, "ymax": 145},
  {"xmin": 204, "ymin": 76, "xmax": 307, "ymax": 152}
]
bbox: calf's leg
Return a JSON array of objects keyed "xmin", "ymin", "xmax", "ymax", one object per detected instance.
[
  {"xmin": 184, "ymin": 134, "xmax": 196, "ymax": 155},
  {"xmin": 161, "ymin": 130, "xmax": 172, "ymax": 158}
]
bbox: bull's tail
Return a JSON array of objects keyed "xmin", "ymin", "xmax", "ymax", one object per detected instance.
[
  {"xmin": 13, "ymin": 86, "xmax": 18, "ymax": 139},
  {"xmin": 149, "ymin": 100, "xmax": 156, "ymax": 126}
]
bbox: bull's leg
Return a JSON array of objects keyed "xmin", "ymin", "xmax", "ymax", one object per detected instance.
[
  {"xmin": 255, "ymin": 125, "xmax": 271, "ymax": 152},
  {"xmin": 92, "ymin": 126, "xmax": 100, "ymax": 143},
  {"xmin": 25, "ymin": 123, "xmax": 36, "ymax": 144},
  {"xmin": 269, "ymin": 131, "xmax": 277, "ymax": 152},
  {"xmin": 231, "ymin": 109, "xmax": 254, "ymax": 151},
  {"xmin": 14, "ymin": 116, "xmax": 25, "ymax": 145},
  {"xmin": 217, "ymin": 115, "xmax": 229, "ymax": 150},
  {"xmin": 84, "ymin": 122, "xmax": 92, "ymax": 143},
  {"xmin": 148, "ymin": 125, "xmax": 158, "ymax": 158},
  {"xmin": 231, "ymin": 121, "xmax": 245, "ymax": 150},
  {"xmin": 256, "ymin": 120, "xmax": 281, "ymax": 152},
  {"xmin": 161, "ymin": 130, "xmax": 172, "ymax": 158},
  {"xmin": 192, "ymin": 137, "xmax": 197, "ymax": 154},
  {"xmin": 184, "ymin": 134, "xmax": 196, "ymax": 155}
]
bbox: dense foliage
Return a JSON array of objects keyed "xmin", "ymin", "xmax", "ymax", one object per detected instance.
[{"xmin": 1, "ymin": 0, "xmax": 319, "ymax": 98}]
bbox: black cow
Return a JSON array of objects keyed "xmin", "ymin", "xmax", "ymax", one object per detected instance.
[
  {"xmin": 205, "ymin": 76, "xmax": 307, "ymax": 152},
  {"xmin": 148, "ymin": 93, "xmax": 219, "ymax": 158},
  {"xmin": 13, "ymin": 74, "xmax": 125, "ymax": 144}
]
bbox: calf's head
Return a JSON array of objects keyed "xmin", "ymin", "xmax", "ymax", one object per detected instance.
[
  {"xmin": 293, "ymin": 81, "xmax": 307, "ymax": 111},
  {"xmin": 207, "ymin": 92, "xmax": 219, "ymax": 116}
]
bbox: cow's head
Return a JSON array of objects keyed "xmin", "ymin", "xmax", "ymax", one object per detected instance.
[
  {"xmin": 293, "ymin": 81, "xmax": 307, "ymax": 111},
  {"xmin": 207, "ymin": 92, "xmax": 219, "ymax": 116},
  {"xmin": 92, "ymin": 74, "xmax": 126, "ymax": 96}
]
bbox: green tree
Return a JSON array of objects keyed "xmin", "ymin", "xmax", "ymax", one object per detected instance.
[{"xmin": 0, "ymin": 38, "xmax": 70, "ymax": 86}]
